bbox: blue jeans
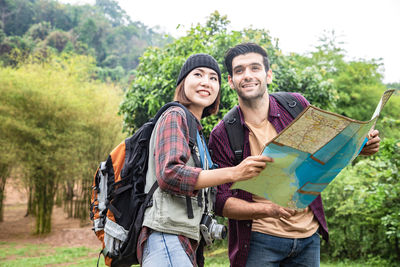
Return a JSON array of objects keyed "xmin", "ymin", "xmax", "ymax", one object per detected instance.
[
  {"xmin": 142, "ymin": 231, "xmax": 193, "ymax": 267},
  {"xmin": 246, "ymin": 231, "xmax": 320, "ymax": 267}
]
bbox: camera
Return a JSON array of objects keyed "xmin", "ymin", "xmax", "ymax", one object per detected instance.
[{"xmin": 200, "ymin": 213, "xmax": 227, "ymax": 246}]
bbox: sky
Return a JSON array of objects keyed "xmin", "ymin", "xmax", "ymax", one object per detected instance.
[{"xmin": 65, "ymin": 0, "xmax": 400, "ymax": 83}]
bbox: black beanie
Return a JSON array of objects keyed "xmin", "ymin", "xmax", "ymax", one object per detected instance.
[{"xmin": 176, "ymin": 53, "xmax": 221, "ymax": 86}]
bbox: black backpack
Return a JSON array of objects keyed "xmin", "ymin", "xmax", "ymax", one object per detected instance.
[
  {"xmin": 90, "ymin": 102, "xmax": 200, "ymax": 267},
  {"xmin": 223, "ymin": 92, "xmax": 305, "ymax": 165}
]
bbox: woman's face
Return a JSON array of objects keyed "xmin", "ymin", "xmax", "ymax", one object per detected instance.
[{"xmin": 183, "ymin": 67, "xmax": 219, "ymax": 111}]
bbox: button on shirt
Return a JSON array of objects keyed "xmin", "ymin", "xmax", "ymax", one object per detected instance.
[{"xmin": 208, "ymin": 93, "xmax": 329, "ymax": 267}]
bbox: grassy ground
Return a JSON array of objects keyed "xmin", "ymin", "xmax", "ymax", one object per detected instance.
[
  {"xmin": 0, "ymin": 242, "xmax": 389, "ymax": 267},
  {"xmin": 0, "ymin": 242, "xmax": 101, "ymax": 267}
]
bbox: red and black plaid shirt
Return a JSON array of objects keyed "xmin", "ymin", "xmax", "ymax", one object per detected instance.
[{"xmin": 137, "ymin": 107, "xmax": 203, "ymax": 266}]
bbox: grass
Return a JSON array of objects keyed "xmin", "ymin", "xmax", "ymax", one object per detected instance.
[
  {"xmin": 0, "ymin": 242, "xmax": 104, "ymax": 267},
  {"xmin": 0, "ymin": 242, "xmax": 390, "ymax": 266}
]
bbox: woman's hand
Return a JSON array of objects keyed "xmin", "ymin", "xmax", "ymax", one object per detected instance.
[
  {"xmin": 232, "ymin": 155, "xmax": 273, "ymax": 182},
  {"xmin": 195, "ymin": 155, "xmax": 273, "ymax": 189}
]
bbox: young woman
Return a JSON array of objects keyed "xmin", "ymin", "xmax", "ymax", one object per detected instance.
[{"xmin": 137, "ymin": 53, "xmax": 271, "ymax": 267}]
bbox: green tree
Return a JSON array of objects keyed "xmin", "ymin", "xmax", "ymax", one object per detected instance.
[
  {"xmin": 291, "ymin": 31, "xmax": 399, "ymax": 139},
  {"xmin": 95, "ymin": 0, "xmax": 130, "ymax": 27},
  {"xmin": 0, "ymin": 0, "xmax": 35, "ymax": 36},
  {"xmin": 25, "ymin": 21, "xmax": 52, "ymax": 41},
  {"xmin": 0, "ymin": 35, "xmax": 34, "ymax": 66},
  {"xmin": 387, "ymin": 82, "xmax": 400, "ymax": 90},
  {"xmin": 0, "ymin": 0, "xmax": 171, "ymax": 82},
  {"xmin": 44, "ymin": 30, "xmax": 71, "ymax": 52},
  {"xmin": 34, "ymin": 0, "xmax": 74, "ymax": 31},
  {"xmin": 0, "ymin": 141, "xmax": 15, "ymax": 222},
  {"xmin": 0, "ymin": 53, "xmax": 124, "ymax": 232}
]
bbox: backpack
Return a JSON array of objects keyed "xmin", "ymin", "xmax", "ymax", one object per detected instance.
[
  {"xmin": 223, "ymin": 92, "xmax": 305, "ymax": 165},
  {"xmin": 90, "ymin": 102, "xmax": 199, "ymax": 267}
]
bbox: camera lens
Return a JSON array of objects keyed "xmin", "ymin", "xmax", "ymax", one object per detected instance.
[
  {"xmin": 210, "ymin": 222, "xmax": 227, "ymax": 240},
  {"xmin": 220, "ymin": 225, "xmax": 227, "ymax": 239}
]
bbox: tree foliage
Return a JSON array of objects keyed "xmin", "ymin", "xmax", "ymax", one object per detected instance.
[
  {"xmin": 0, "ymin": 54, "xmax": 124, "ymax": 233},
  {"xmin": 0, "ymin": 0, "xmax": 172, "ymax": 83},
  {"xmin": 291, "ymin": 30, "xmax": 400, "ymax": 139},
  {"xmin": 119, "ymin": 11, "xmax": 339, "ymax": 137},
  {"xmin": 322, "ymin": 138, "xmax": 400, "ymax": 264}
]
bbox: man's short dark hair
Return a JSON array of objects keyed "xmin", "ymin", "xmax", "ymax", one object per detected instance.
[{"xmin": 224, "ymin": 43, "xmax": 270, "ymax": 76}]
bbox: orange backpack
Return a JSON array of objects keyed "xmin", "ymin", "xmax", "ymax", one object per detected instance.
[{"xmin": 90, "ymin": 102, "xmax": 198, "ymax": 266}]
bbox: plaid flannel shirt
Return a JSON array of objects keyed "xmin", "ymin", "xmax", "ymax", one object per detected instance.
[{"xmin": 137, "ymin": 107, "xmax": 203, "ymax": 266}]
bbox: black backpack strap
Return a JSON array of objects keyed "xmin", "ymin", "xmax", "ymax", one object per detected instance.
[
  {"xmin": 147, "ymin": 181, "xmax": 159, "ymax": 202},
  {"xmin": 222, "ymin": 93, "xmax": 305, "ymax": 165},
  {"xmin": 153, "ymin": 102, "xmax": 186, "ymax": 122},
  {"xmin": 270, "ymin": 92, "xmax": 304, "ymax": 119},
  {"xmin": 223, "ymin": 106, "xmax": 244, "ymax": 165},
  {"xmin": 177, "ymin": 103, "xmax": 201, "ymax": 219},
  {"xmin": 181, "ymin": 105, "xmax": 198, "ymax": 153}
]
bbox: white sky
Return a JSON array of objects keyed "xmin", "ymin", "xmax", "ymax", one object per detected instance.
[{"xmin": 65, "ymin": 0, "xmax": 400, "ymax": 83}]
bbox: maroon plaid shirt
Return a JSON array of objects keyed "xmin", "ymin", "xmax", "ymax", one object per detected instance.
[
  {"xmin": 137, "ymin": 107, "xmax": 203, "ymax": 266},
  {"xmin": 208, "ymin": 93, "xmax": 329, "ymax": 267}
]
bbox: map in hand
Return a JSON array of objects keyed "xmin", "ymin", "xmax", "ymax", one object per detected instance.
[{"xmin": 231, "ymin": 89, "xmax": 395, "ymax": 209}]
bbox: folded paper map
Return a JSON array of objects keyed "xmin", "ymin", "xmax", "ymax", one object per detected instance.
[{"xmin": 231, "ymin": 89, "xmax": 395, "ymax": 209}]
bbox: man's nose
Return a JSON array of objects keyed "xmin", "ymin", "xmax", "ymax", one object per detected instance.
[{"xmin": 243, "ymin": 68, "xmax": 252, "ymax": 80}]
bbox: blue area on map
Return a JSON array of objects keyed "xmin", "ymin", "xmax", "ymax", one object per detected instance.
[
  {"xmin": 313, "ymin": 124, "xmax": 361, "ymax": 163},
  {"xmin": 263, "ymin": 131, "xmax": 369, "ymax": 208}
]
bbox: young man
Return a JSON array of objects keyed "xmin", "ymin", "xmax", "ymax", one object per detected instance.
[{"xmin": 208, "ymin": 43, "xmax": 381, "ymax": 267}]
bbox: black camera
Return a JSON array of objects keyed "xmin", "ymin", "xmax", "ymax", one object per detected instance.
[{"xmin": 200, "ymin": 213, "xmax": 227, "ymax": 246}]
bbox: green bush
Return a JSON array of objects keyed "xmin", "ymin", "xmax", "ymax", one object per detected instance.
[{"xmin": 322, "ymin": 138, "xmax": 400, "ymax": 264}]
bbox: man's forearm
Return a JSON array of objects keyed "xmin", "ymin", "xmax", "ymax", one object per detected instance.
[
  {"xmin": 222, "ymin": 196, "xmax": 295, "ymax": 220},
  {"xmin": 222, "ymin": 197, "xmax": 257, "ymax": 220}
]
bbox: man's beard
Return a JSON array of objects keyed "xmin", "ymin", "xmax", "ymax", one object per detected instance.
[{"xmin": 235, "ymin": 82, "xmax": 267, "ymax": 101}]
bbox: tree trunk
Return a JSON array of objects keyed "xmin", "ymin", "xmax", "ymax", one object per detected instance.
[
  {"xmin": 26, "ymin": 183, "xmax": 35, "ymax": 217},
  {"xmin": 34, "ymin": 171, "xmax": 56, "ymax": 234},
  {"xmin": 0, "ymin": 163, "xmax": 11, "ymax": 222},
  {"xmin": 74, "ymin": 178, "xmax": 90, "ymax": 221},
  {"xmin": 64, "ymin": 180, "xmax": 74, "ymax": 218}
]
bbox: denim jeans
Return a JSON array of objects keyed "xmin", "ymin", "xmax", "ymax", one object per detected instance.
[
  {"xmin": 246, "ymin": 231, "xmax": 320, "ymax": 267},
  {"xmin": 142, "ymin": 231, "xmax": 193, "ymax": 267}
]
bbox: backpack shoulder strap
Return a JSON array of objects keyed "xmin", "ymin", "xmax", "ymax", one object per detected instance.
[
  {"xmin": 222, "ymin": 93, "xmax": 305, "ymax": 164},
  {"xmin": 222, "ymin": 106, "xmax": 244, "ymax": 165},
  {"xmin": 270, "ymin": 92, "xmax": 304, "ymax": 119},
  {"xmin": 177, "ymin": 104, "xmax": 201, "ymax": 219},
  {"xmin": 180, "ymin": 106, "xmax": 198, "ymax": 154}
]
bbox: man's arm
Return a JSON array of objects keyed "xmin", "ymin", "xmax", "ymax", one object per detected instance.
[
  {"xmin": 359, "ymin": 129, "xmax": 381, "ymax": 156},
  {"xmin": 208, "ymin": 122, "xmax": 236, "ymax": 217},
  {"xmin": 223, "ymin": 196, "xmax": 294, "ymax": 220},
  {"xmin": 209, "ymin": 121, "xmax": 294, "ymax": 220}
]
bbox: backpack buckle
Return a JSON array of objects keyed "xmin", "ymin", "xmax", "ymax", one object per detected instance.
[
  {"xmin": 227, "ymin": 117, "xmax": 237, "ymax": 124},
  {"xmin": 234, "ymin": 150, "xmax": 242, "ymax": 159}
]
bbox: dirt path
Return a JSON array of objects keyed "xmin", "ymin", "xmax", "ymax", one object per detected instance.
[{"xmin": 0, "ymin": 178, "xmax": 99, "ymax": 248}]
